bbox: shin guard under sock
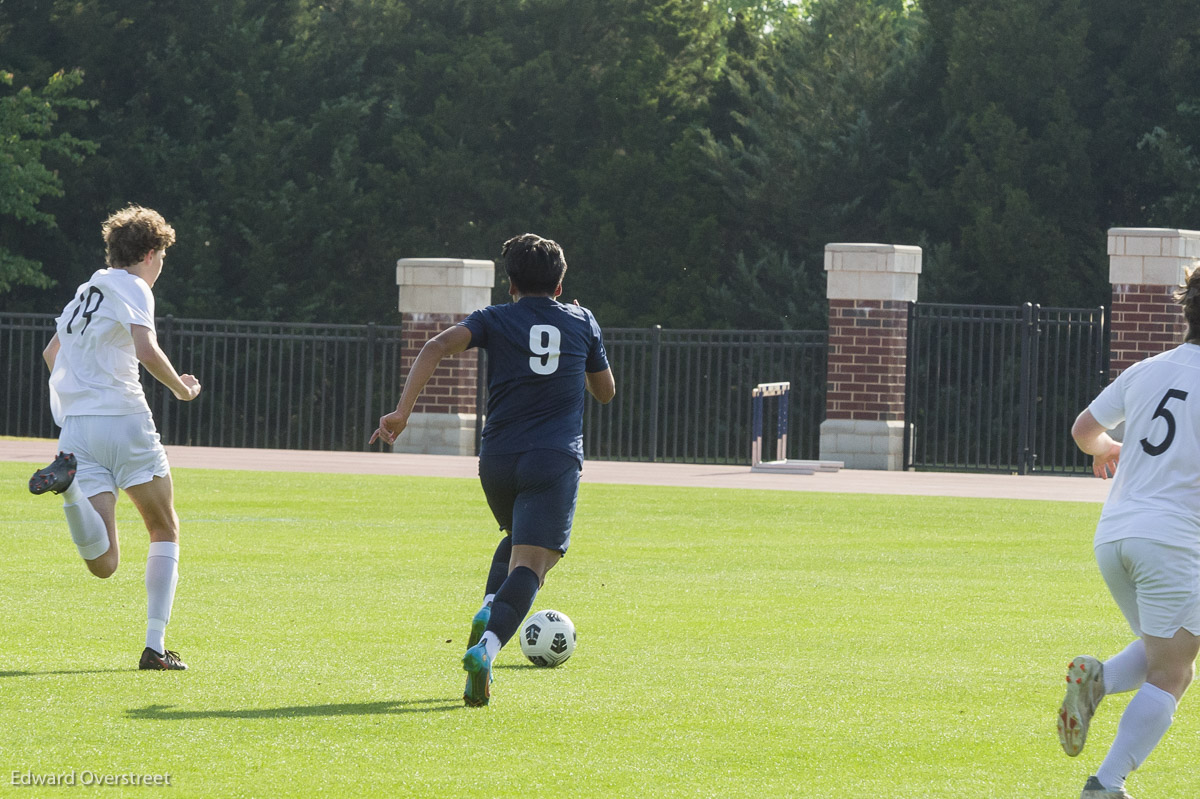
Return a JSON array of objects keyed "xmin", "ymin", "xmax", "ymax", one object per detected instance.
[
  {"xmin": 64, "ymin": 499, "xmax": 110, "ymax": 560},
  {"xmin": 485, "ymin": 535, "xmax": 513, "ymax": 598},
  {"xmin": 485, "ymin": 566, "xmax": 540, "ymax": 649}
]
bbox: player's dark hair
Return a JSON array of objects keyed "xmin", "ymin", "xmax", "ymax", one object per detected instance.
[
  {"xmin": 1174, "ymin": 267, "xmax": 1200, "ymax": 343},
  {"xmin": 501, "ymin": 233, "xmax": 567, "ymax": 296},
  {"xmin": 102, "ymin": 205, "xmax": 176, "ymax": 268}
]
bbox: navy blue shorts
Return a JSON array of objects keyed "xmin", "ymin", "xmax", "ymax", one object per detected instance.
[{"xmin": 478, "ymin": 449, "xmax": 581, "ymax": 554}]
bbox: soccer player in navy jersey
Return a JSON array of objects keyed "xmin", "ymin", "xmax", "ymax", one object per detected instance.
[{"xmin": 372, "ymin": 233, "xmax": 615, "ymax": 706}]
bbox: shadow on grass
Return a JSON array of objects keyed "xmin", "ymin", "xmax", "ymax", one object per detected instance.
[
  {"xmin": 127, "ymin": 698, "xmax": 463, "ymax": 720},
  {"xmin": 495, "ymin": 663, "xmax": 553, "ymax": 671},
  {"xmin": 0, "ymin": 668, "xmax": 129, "ymax": 678}
]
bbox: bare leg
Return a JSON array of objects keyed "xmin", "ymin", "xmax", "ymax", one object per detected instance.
[
  {"xmin": 123, "ymin": 474, "xmax": 180, "ymax": 543},
  {"xmin": 509, "ymin": 544, "xmax": 562, "ymax": 585}
]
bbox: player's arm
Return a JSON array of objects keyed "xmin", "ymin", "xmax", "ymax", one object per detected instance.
[
  {"xmin": 586, "ymin": 368, "xmax": 615, "ymax": 404},
  {"xmin": 131, "ymin": 324, "xmax": 201, "ymax": 401},
  {"xmin": 1072, "ymin": 408, "xmax": 1121, "ymax": 479},
  {"xmin": 371, "ymin": 324, "xmax": 473, "ymax": 445},
  {"xmin": 573, "ymin": 300, "xmax": 615, "ymax": 404},
  {"xmin": 42, "ymin": 333, "xmax": 61, "ymax": 372}
]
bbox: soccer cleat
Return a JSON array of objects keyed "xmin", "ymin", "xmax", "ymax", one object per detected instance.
[
  {"xmin": 462, "ymin": 641, "xmax": 493, "ymax": 707},
  {"xmin": 1058, "ymin": 655, "xmax": 1105, "ymax": 757},
  {"xmin": 467, "ymin": 605, "xmax": 491, "ymax": 650},
  {"xmin": 29, "ymin": 452, "xmax": 77, "ymax": 495},
  {"xmin": 139, "ymin": 647, "xmax": 188, "ymax": 671},
  {"xmin": 1080, "ymin": 776, "xmax": 1134, "ymax": 798}
]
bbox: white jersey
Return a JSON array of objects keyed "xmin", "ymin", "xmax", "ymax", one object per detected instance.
[
  {"xmin": 48, "ymin": 268, "xmax": 155, "ymax": 426},
  {"xmin": 1090, "ymin": 344, "xmax": 1200, "ymax": 548}
]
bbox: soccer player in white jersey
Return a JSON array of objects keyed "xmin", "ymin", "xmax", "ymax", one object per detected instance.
[
  {"xmin": 1061, "ymin": 268, "xmax": 1200, "ymax": 798},
  {"xmin": 28, "ymin": 205, "xmax": 201, "ymax": 671}
]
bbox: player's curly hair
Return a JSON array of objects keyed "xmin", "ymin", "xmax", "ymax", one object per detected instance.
[
  {"xmin": 1173, "ymin": 266, "xmax": 1200, "ymax": 343},
  {"xmin": 501, "ymin": 233, "xmax": 567, "ymax": 296},
  {"xmin": 102, "ymin": 205, "xmax": 176, "ymax": 268}
]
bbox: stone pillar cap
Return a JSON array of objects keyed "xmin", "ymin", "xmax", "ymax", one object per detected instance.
[
  {"xmin": 1107, "ymin": 227, "xmax": 1200, "ymax": 237},
  {"xmin": 825, "ymin": 242, "xmax": 923, "ymax": 254},
  {"xmin": 396, "ymin": 258, "xmax": 496, "ymax": 315},
  {"xmin": 824, "ymin": 242, "xmax": 922, "ymax": 301},
  {"xmin": 1107, "ymin": 228, "xmax": 1200, "ymax": 285}
]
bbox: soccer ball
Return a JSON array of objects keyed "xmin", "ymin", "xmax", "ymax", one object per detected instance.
[{"xmin": 519, "ymin": 609, "xmax": 576, "ymax": 667}]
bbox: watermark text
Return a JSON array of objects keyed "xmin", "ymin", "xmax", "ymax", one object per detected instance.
[{"xmin": 11, "ymin": 770, "xmax": 172, "ymax": 788}]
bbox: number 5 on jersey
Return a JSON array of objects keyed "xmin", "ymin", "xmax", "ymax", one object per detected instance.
[{"xmin": 1141, "ymin": 388, "xmax": 1188, "ymax": 456}]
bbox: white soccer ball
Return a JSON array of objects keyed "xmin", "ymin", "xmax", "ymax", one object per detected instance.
[{"xmin": 519, "ymin": 609, "xmax": 576, "ymax": 667}]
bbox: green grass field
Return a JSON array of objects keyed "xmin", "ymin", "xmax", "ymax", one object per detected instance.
[{"xmin": 1, "ymin": 461, "xmax": 1194, "ymax": 797}]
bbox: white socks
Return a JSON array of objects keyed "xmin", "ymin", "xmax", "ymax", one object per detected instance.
[
  {"xmin": 481, "ymin": 631, "xmax": 501, "ymax": 662},
  {"xmin": 145, "ymin": 541, "xmax": 180, "ymax": 653},
  {"xmin": 63, "ymin": 496, "xmax": 110, "ymax": 560},
  {"xmin": 1096, "ymin": 682, "xmax": 1177, "ymax": 791},
  {"xmin": 62, "ymin": 480, "xmax": 84, "ymax": 505},
  {"xmin": 1103, "ymin": 639, "xmax": 1148, "ymax": 695}
]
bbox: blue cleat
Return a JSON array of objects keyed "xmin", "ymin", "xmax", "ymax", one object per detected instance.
[
  {"xmin": 462, "ymin": 641, "xmax": 492, "ymax": 707},
  {"xmin": 467, "ymin": 605, "xmax": 491, "ymax": 650}
]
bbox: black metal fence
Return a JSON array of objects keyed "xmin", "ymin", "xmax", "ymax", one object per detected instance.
[
  {"xmin": 2, "ymin": 303, "xmax": 1115, "ymax": 472},
  {"xmin": 583, "ymin": 327, "xmax": 828, "ymax": 463},
  {"xmin": 1, "ymin": 314, "xmax": 57, "ymax": 441},
  {"xmin": 2, "ymin": 313, "xmax": 411, "ymax": 451},
  {"xmin": 904, "ymin": 303, "xmax": 1108, "ymax": 474},
  {"xmin": 1, "ymin": 314, "xmax": 827, "ymax": 464}
]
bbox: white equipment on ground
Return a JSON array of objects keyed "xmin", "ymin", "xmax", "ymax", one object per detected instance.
[{"xmin": 750, "ymin": 381, "xmax": 842, "ymax": 475}]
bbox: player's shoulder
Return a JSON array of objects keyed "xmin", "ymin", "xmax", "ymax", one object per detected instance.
[
  {"xmin": 479, "ymin": 297, "xmax": 599, "ymax": 330},
  {"xmin": 1113, "ymin": 346, "xmax": 1200, "ymax": 399},
  {"xmin": 90, "ymin": 267, "xmax": 143, "ymax": 292},
  {"xmin": 1132, "ymin": 345, "xmax": 1200, "ymax": 376},
  {"xmin": 551, "ymin": 299, "xmax": 600, "ymax": 327},
  {"xmin": 92, "ymin": 268, "xmax": 154, "ymax": 315}
]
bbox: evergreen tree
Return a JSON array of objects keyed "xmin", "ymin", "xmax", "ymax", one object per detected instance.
[
  {"xmin": 0, "ymin": 66, "xmax": 94, "ymax": 296},
  {"xmin": 701, "ymin": 0, "xmax": 923, "ymax": 328}
]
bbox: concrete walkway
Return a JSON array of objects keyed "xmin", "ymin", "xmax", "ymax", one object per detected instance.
[{"xmin": 1, "ymin": 438, "xmax": 1111, "ymax": 503}]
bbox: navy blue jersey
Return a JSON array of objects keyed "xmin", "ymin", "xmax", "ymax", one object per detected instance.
[{"xmin": 459, "ymin": 296, "xmax": 609, "ymax": 463}]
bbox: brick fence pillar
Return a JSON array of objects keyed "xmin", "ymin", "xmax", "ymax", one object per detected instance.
[
  {"xmin": 819, "ymin": 243, "xmax": 921, "ymax": 470},
  {"xmin": 395, "ymin": 257, "xmax": 495, "ymax": 455},
  {"xmin": 1108, "ymin": 228, "xmax": 1200, "ymax": 378}
]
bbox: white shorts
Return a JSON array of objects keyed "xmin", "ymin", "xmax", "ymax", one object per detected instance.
[
  {"xmin": 1096, "ymin": 538, "xmax": 1200, "ymax": 639},
  {"xmin": 57, "ymin": 412, "xmax": 170, "ymax": 498}
]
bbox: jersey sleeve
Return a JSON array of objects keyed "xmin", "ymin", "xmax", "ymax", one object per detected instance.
[
  {"xmin": 1088, "ymin": 368, "xmax": 1132, "ymax": 429},
  {"xmin": 113, "ymin": 275, "xmax": 156, "ymax": 331},
  {"xmin": 584, "ymin": 310, "xmax": 609, "ymax": 373},
  {"xmin": 458, "ymin": 308, "xmax": 489, "ymax": 349}
]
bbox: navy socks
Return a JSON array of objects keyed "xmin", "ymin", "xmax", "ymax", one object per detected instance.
[
  {"xmin": 485, "ymin": 535, "xmax": 513, "ymax": 597},
  {"xmin": 486, "ymin": 566, "xmax": 540, "ymax": 648}
]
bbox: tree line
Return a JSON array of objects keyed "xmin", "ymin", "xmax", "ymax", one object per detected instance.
[{"xmin": 2, "ymin": 0, "xmax": 1198, "ymax": 329}]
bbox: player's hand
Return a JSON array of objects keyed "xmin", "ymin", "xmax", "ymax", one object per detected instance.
[
  {"xmin": 175, "ymin": 374, "xmax": 202, "ymax": 401},
  {"xmin": 369, "ymin": 410, "xmax": 408, "ymax": 446},
  {"xmin": 1092, "ymin": 441, "xmax": 1121, "ymax": 480}
]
